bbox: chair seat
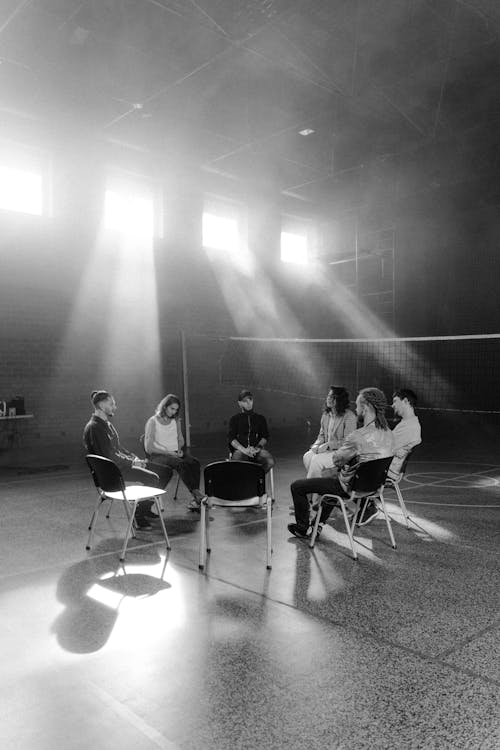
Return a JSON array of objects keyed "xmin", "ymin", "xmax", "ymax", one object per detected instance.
[
  {"xmin": 207, "ymin": 494, "xmax": 267, "ymax": 508},
  {"xmin": 105, "ymin": 485, "xmax": 167, "ymax": 502}
]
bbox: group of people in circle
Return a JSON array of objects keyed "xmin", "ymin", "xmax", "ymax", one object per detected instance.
[{"xmin": 83, "ymin": 382, "xmax": 421, "ymax": 536}]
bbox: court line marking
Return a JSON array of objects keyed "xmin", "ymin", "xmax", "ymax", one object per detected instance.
[
  {"xmin": 90, "ymin": 682, "xmax": 181, "ymax": 750},
  {"xmin": 400, "ymin": 466, "xmax": 500, "ymax": 492}
]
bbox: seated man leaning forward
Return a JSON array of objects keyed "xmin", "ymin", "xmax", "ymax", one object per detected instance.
[
  {"xmin": 358, "ymin": 388, "xmax": 422, "ymax": 526},
  {"xmin": 288, "ymin": 387, "xmax": 394, "ymax": 540},
  {"xmin": 83, "ymin": 389, "xmax": 173, "ymax": 529},
  {"xmin": 144, "ymin": 394, "xmax": 204, "ymax": 512},
  {"xmin": 228, "ymin": 389, "xmax": 275, "ymax": 474}
]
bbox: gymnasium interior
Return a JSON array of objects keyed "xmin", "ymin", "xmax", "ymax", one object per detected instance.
[{"xmin": 1, "ymin": 1, "xmax": 500, "ymax": 748}]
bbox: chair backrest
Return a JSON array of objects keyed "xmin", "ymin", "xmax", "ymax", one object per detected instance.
[
  {"xmin": 398, "ymin": 447, "xmax": 416, "ymax": 476},
  {"xmin": 352, "ymin": 456, "xmax": 394, "ymax": 495},
  {"xmin": 86, "ymin": 454, "xmax": 125, "ymax": 494},
  {"xmin": 139, "ymin": 434, "xmax": 150, "ymax": 458},
  {"xmin": 204, "ymin": 460, "xmax": 266, "ymax": 501}
]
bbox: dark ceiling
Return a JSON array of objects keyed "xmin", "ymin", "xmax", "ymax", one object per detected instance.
[{"xmin": 1, "ymin": 0, "xmax": 500, "ymax": 213}]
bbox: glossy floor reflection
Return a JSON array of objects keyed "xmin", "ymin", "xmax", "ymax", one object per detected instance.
[{"xmin": 1, "ymin": 454, "xmax": 500, "ymax": 749}]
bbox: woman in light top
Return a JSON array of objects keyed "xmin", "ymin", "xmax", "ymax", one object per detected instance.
[
  {"xmin": 303, "ymin": 385, "xmax": 357, "ymax": 479},
  {"xmin": 144, "ymin": 394, "xmax": 203, "ymax": 510}
]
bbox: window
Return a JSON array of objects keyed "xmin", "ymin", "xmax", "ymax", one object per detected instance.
[
  {"xmin": 104, "ymin": 187, "xmax": 155, "ymax": 238},
  {"xmin": 0, "ymin": 166, "xmax": 43, "ymax": 216},
  {"xmin": 202, "ymin": 212, "xmax": 240, "ymax": 252},
  {"xmin": 281, "ymin": 231, "xmax": 308, "ymax": 264}
]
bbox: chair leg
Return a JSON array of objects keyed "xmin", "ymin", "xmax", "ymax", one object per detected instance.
[
  {"xmin": 119, "ymin": 501, "xmax": 137, "ymax": 562},
  {"xmin": 378, "ymin": 492, "xmax": 397, "ymax": 549},
  {"xmin": 395, "ymin": 484, "xmax": 411, "ymax": 529},
  {"xmin": 205, "ymin": 499, "xmax": 211, "ymax": 553},
  {"xmin": 173, "ymin": 473, "xmax": 181, "ymax": 501},
  {"xmin": 86, "ymin": 497, "xmax": 104, "ymax": 550},
  {"xmin": 309, "ymin": 499, "xmax": 323, "ymax": 548},
  {"xmin": 87, "ymin": 492, "xmax": 104, "ymax": 531},
  {"xmin": 105, "ymin": 498, "xmax": 114, "ymax": 519},
  {"xmin": 199, "ymin": 500, "xmax": 207, "ymax": 569},
  {"xmin": 339, "ymin": 499, "xmax": 358, "ymax": 560},
  {"xmin": 266, "ymin": 499, "xmax": 272, "ymax": 569},
  {"xmin": 155, "ymin": 497, "xmax": 171, "ymax": 550},
  {"xmin": 269, "ymin": 468, "xmax": 275, "ymax": 504}
]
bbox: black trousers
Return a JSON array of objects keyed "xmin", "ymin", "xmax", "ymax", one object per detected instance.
[
  {"xmin": 290, "ymin": 475, "xmax": 350, "ymax": 530},
  {"xmin": 149, "ymin": 453, "xmax": 201, "ymax": 493}
]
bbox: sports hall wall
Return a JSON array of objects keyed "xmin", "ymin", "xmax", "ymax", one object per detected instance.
[{"xmin": 1, "ymin": 137, "xmax": 498, "ymax": 465}]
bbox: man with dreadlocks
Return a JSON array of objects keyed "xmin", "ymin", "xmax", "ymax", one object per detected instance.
[{"xmin": 288, "ymin": 387, "xmax": 395, "ymax": 539}]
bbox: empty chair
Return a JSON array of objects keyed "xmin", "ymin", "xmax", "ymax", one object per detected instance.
[
  {"xmin": 199, "ymin": 460, "xmax": 272, "ymax": 570},
  {"xmin": 310, "ymin": 456, "xmax": 395, "ymax": 559},
  {"xmin": 86, "ymin": 454, "xmax": 171, "ymax": 562}
]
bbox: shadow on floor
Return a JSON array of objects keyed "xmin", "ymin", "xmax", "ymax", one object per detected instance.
[{"xmin": 52, "ymin": 542, "xmax": 169, "ymax": 654}]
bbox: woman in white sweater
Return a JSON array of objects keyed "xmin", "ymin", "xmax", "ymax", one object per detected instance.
[
  {"xmin": 144, "ymin": 394, "xmax": 203, "ymax": 510},
  {"xmin": 303, "ymin": 385, "xmax": 357, "ymax": 479}
]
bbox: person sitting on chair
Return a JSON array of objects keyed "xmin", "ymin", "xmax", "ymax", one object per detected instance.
[
  {"xmin": 303, "ymin": 385, "xmax": 356, "ymax": 478},
  {"xmin": 358, "ymin": 388, "xmax": 422, "ymax": 525},
  {"xmin": 228, "ymin": 389, "xmax": 275, "ymax": 474},
  {"xmin": 288, "ymin": 387, "xmax": 394, "ymax": 539},
  {"xmin": 144, "ymin": 394, "xmax": 204, "ymax": 512},
  {"xmin": 83, "ymin": 390, "xmax": 173, "ymax": 529}
]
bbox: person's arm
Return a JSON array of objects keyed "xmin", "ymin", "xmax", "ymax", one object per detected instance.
[
  {"xmin": 177, "ymin": 419, "xmax": 185, "ymax": 453},
  {"xmin": 393, "ymin": 421, "xmax": 422, "ymax": 458},
  {"xmin": 331, "ymin": 432, "xmax": 359, "ymax": 469},
  {"xmin": 86, "ymin": 421, "xmax": 112, "ymax": 459},
  {"xmin": 229, "ymin": 415, "xmax": 253, "ymax": 456},
  {"xmin": 144, "ymin": 417, "xmax": 158, "ymax": 455},
  {"xmin": 311, "ymin": 415, "xmax": 326, "ymax": 450},
  {"xmin": 256, "ymin": 415, "xmax": 269, "ymax": 449}
]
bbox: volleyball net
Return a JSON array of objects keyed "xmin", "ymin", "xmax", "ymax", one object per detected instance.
[{"xmin": 185, "ymin": 333, "xmax": 500, "ymax": 415}]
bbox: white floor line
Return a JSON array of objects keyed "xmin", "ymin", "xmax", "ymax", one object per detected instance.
[
  {"xmin": 404, "ymin": 501, "xmax": 500, "ymax": 508},
  {"xmin": 90, "ymin": 682, "xmax": 181, "ymax": 750}
]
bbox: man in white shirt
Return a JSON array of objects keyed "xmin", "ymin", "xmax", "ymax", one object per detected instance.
[{"xmin": 357, "ymin": 388, "xmax": 422, "ymax": 526}]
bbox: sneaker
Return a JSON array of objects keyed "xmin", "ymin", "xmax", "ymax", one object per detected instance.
[
  {"xmin": 187, "ymin": 499, "xmax": 201, "ymax": 513},
  {"xmin": 135, "ymin": 517, "xmax": 153, "ymax": 530},
  {"xmin": 287, "ymin": 523, "xmax": 311, "ymax": 539},
  {"xmin": 356, "ymin": 501, "xmax": 379, "ymax": 526},
  {"xmin": 143, "ymin": 509, "xmax": 160, "ymax": 520},
  {"xmin": 310, "ymin": 518, "xmax": 323, "ymax": 539}
]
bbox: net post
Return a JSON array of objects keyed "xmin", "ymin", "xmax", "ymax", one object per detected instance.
[{"xmin": 181, "ymin": 330, "xmax": 191, "ymax": 448}]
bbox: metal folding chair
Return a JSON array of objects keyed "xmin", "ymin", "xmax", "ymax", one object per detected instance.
[
  {"xmin": 309, "ymin": 456, "xmax": 395, "ymax": 560},
  {"xmin": 85, "ymin": 454, "xmax": 171, "ymax": 562},
  {"xmin": 199, "ymin": 460, "xmax": 272, "ymax": 570},
  {"xmin": 385, "ymin": 449, "xmax": 416, "ymax": 529}
]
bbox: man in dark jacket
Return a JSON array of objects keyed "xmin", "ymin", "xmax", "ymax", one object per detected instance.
[
  {"xmin": 83, "ymin": 389, "xmax": 173, "ymax": 528},
  {"xmin": 228, "ymin": 389, "xmax": 275, "ymax": 473}
]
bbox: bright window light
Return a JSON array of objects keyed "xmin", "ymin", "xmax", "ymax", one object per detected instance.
[
  {"xmin": 281, "ymin": 231, "xmax": 308, "ymax": 264},
  {"xmin": 0, "ymin": 166, "xmax": 43, "ymax": 215},
  {"xmin": 203, "ymin": 212, "xmax": 239, "ymax": 252},
  {"xmin": 104, "ymin": 189, "xmax": 154, "ymax": 237}
]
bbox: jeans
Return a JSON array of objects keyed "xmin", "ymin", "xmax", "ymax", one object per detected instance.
[
  {"xmin": 149, "ymin": 452, "xmax": 201, "ymax": 493},
  {"xmin": 231, "ymin": 448, "xmax": 275, "ymax": 474},
  {"xmin": 290, "ymin": 475, "xmax": 350, "ymax": 530}
]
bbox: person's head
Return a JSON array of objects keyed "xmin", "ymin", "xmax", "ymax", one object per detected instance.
[
  {"xmin": 325, "ymin": 385, "xmax": 350, "ymax": 415},
  {"xmin": 356, "ymin": 387, "xmax": 389, "ymax": 429},
  {"xmin": 156, "ymin": 394, "xmax": 181, "ymax": 420},
  {"xmin": 91, "ymin": 389, "xmax": 116, "ymax": 418},
  {"xmin": 237, "ymin": 389, "xmax": 254, "ymax": 412},
  {"xmin": 392, "ymin": 389, "xmax": 418, "ymax": 418}
]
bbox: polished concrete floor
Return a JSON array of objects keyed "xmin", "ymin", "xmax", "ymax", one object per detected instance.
[{"xmin": 1, "ymin": 451, "xmax": 500, "ymax": 749}]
